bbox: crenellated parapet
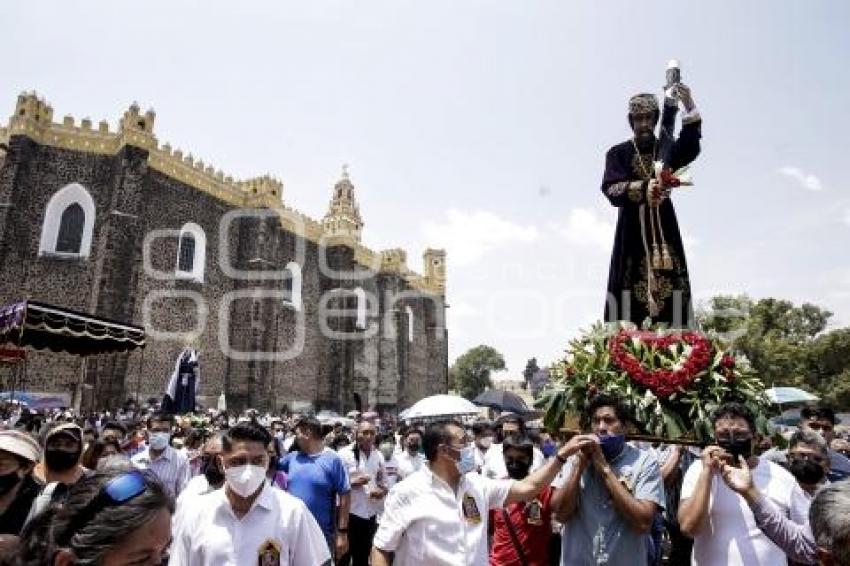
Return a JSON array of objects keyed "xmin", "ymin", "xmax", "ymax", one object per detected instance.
[
  {"xmin": 1, "ymin": 91, "xmax": 445, "ymax": 295},
  {"xmin": 380, "ymin": 248, "xmax": 409, "ymax": 274}
]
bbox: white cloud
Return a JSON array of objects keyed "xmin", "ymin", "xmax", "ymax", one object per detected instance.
[
  {"xmin": 556, "ymin": 207, "xmax": 614, "ymax": 251},
  {"xmin": 778, "ymin": 166, "xmax": 824, "ymax": 192},
  {"xmin": 844, "ymin": 208, "xmax": 850, "ymax": 226},
  {"xmin": 422, "ymin": 209, "xmax": 540, "ymax": 266}
]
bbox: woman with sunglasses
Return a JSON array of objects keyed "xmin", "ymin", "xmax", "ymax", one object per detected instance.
[{"xmin": 12, "ymin": 465, "xmax": 173, "ymax": 566}]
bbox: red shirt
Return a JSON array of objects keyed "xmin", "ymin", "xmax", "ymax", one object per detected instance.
[{"xmin": 489, "ymin": 485, "xmax": 554, "ymax": 566}]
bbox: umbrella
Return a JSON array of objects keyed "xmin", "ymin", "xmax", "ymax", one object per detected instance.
[
  {"xmin": 473, "ymin": 389, "xmax": 533, "ymax": 414},
  {"xmin": 770, "ymin": 408, "xmax": 802, "ymax": 427},
  {"xmin": 399, "ymin": 394, "xmax": 480, "ymax": 421},
  {"xmin": 765, "ymin": 387, "xmax": 819, "ymax": 405}
]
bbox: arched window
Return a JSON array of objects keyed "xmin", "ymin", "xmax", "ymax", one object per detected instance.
[
  {"xmin": 284, "ymin": 262, "xmax": 302, "ymax": 311},
  {"xmin": 175, "ymin": 223, "xmax": 206, "ymax": 282},
  {"xmin": 354, "ymin": 287, "xmax": 367, "ymax": 330},
  {"xmin": 405, "ymin": 305, "xmax": 414, "ymax": 343},
  {"xmin": 39, "ymin": 183, "xmax": 96, "ymax": 257},
  {"xmin": 55, "ymin": 203, "xmax": 85, "ymax": 253},
  {"xmin": 177, "ymin": 233, "xmax": 195, "ymax": 272}
]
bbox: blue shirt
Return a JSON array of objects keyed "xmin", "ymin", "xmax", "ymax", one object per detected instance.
[
  {"xmin": 555, "ymin": 443, "xmax": 665, "ymax": 566},
  {"xmin": 280, "ymin": 449, "xmax": 351, "ymax": 540}
]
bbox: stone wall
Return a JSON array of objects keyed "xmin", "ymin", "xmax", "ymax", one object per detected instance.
[{"xmin": 0, "ymin": 133, "xmax": 447, "ymax": 413}]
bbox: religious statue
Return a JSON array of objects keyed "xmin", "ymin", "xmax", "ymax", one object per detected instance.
[
  {"xmin": 163, "ymin": 345, "xmax": 199, "ymax": 413},
  {"xmin": 602, "ymin": 61, "xmax": 701, "ymax": 328}
]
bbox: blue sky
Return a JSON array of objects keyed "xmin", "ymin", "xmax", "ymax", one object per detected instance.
[{"xmin": 4, "ymin": 1, "xmax": 848, "ymax": 379}]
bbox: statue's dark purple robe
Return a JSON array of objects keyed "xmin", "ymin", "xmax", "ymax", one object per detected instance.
[{"xmin": 601, "ymin": 118, "xmax": 701, "ymax": 328}]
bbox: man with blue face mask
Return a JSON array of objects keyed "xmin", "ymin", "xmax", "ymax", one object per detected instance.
[
  {"xmin": 552, "ymin": 394, "xmax": 665, "ymax": 566},
  {"xmin": 372, "ymin": 419, "xmax": 584, "ymax": 565},
  {"xmin": 130, "ymin": 412, "xmax": 190, "ymax": 498}
]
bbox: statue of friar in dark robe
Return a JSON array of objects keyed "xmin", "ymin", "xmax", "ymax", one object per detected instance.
[
  {"xmin": 163, "ymin": 346, "xmax": 199, "ymax": 413},
  {"xmin": 601, "ymin": 83, "xmax": 701, "ymax": 328}
]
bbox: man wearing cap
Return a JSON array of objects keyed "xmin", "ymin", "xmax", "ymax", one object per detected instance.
[
  {"xmin": 23, "ymin": 421, "xmax": 90, "ymax": 527},
  {"xmin": 34, "ymin": 422, "xmax": 87, "ymax": 487},
  {"xmin": 602, "ymin": 85, "xmax": 701, "ymax": 327},
  {"xmin": 483, "ymin": 412, "xmax": 545, "ymax": 479},
  {"xmin": 0, "ymin": 430, "xmax": 41, "ymax": 535}
]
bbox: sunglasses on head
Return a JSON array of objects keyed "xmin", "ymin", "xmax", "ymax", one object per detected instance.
[{"xmin": 57, "ymin": 471, "xmax": 148, "ymax": 545}]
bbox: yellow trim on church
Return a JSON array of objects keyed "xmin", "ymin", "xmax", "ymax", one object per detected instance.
[{"xmin": 1, "ymin": 92, "xmax": 445, "ymax": 295}]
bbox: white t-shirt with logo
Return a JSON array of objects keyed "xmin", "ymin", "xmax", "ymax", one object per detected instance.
[{"xmin": 681, "ymin": 457, "xmax": 810, "ymax": 566}]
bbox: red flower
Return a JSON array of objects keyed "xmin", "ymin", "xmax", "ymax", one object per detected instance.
[{"xmin": 720, "ymin": 355, "xmax": 736, "ymax": 369}]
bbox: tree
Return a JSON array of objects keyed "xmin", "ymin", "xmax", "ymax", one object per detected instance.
[
  {"xmin": 522, "ymin": 358, "xmax": 540, "ymax": 390},
  {"xmin": 698, "ymin": 295, "xmax": 849, "ymax": 406},
  {"xmin": 450, "ymin": 345, "xmax": 506, "ymax": 400}
]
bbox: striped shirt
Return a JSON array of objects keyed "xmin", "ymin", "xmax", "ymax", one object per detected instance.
[{"xmin": 131, "ymin": 445, "xmax": 190, "ymax": 497}]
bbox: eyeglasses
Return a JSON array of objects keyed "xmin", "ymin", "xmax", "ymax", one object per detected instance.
[{"xmin": 58, "ymin": 470, "xmax": 148, "ymax": 545}]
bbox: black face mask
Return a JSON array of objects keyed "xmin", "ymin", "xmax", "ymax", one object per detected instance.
[
  {"xmin": 716, "ymin": 436, "xmax": 752, "ymax": 462},
  {"xmin": 201, "ymin": 456, "xmax": 225, "ymax": 486},
  {"xmin": 45, "ymin": 448, "xmax": 80, "ymax": 472},
  {"xmin": 505, "ymin": 459, "xmax": 531, "ymax": 480},
  {"xmin": 0, "ymin": 470, "xmax": 22, "ymax": 496},
  {"xmin": 789, "ymin": 459, "xmax": 825, "ymax": 485}
]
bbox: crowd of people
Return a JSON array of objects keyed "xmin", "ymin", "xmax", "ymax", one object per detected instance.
[{"xmin": 0, "ymin": 397, "xmax": 848, "ymax": 565}]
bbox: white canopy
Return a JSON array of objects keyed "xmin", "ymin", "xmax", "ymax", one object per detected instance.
[{"xmin": 398, "ymin": 394, "xmax": 480, "ymax": 421}]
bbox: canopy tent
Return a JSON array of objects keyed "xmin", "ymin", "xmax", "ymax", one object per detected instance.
[
  {"xmin": 0, "ymin": 299, "xmax": 146, "ymax": 411},
  {"xmin": 0, "ymin": 299, "xmax": 145, "ymax": 355}
]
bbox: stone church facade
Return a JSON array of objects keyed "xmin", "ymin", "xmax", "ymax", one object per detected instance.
[{"xmin": 0, "ymin": 92, "xmax": 448, "ymax": 413}]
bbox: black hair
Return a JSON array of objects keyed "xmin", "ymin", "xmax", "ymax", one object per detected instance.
[
  {"xmin": 711, "ymin": 402, "xmax": 756, "ymax": 433},
  {"xmin": 222, "ymin": 420, "xmax": 272, "ymax": 452},
  {"xmin": 502, "ymin": 434, "xmax": 534, "ymax": 461},
  {"xmin": 102, "ymin": 420, "xmax": 127, "ymax": 435},
  {"xmin": 81, "ymin": 438, "xmax": 122, "ymax": 470},
  {"xmin": 146, "ymin": 412, "xmax": 174, "ymax": 429},
  {"xmin": 15, "ymin": 468, "xmax": 173, "ymax": 566},
  {"xmin": 471, "ymin": 421, "xmax": 493, "ymax": 436},
  {"xmin": 585, "ymin": 394, "xmax": 629, "ymax": 428},
  {"xmin": 801, "ymin": 406, "xmax": 838, "ymax": 425},
  {"xmin": 403, "ymin": 427, "xmax": 423, "ymax": 439},
  {"xmin": 422, "ymin": 419, "xmax": 463, "ymax": 463},
  {"xmin": 294, "ymin": 416, "xmax": 323, "ymax": 439}
]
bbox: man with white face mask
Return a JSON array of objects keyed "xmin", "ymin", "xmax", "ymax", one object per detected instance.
[
  {"xmin": 170, "ymin": 420, "xmax": 331, "ymax": 566},
  {"xmin": 372, "ymin": 419, "xmax": 585, "ymax": 566},
  {"xmin": 130, "ymin": 412, "xmax": 189, "ymax": 498}
]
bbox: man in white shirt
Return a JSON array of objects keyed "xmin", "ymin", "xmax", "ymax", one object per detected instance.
[
  {"xmin": 482, "ymin": 412, "xmax": 544, "ymax": 479},
  {"xmin": 471, "ymin": 420, "xmax": 493, "ymax": 473},
  {"xmin": 338, "ymin": 420, "xmax": 387, "ymax": 566},
  {"xmin": 130, "ymin": 413, "xmax": 190, "ymax": 498},
  {"xmin": 678, "ymin": 402, "xmax": 810, "ymax": 566},
  {"xmin": 395, "ymin": 427, "xmax": 425, "ymax": 480},
  {"xmin": 175, "ymin": 433, "xmax": 224, "ymax": 515},
  {"xmin": 371, "ymin": 419, "xmax": 592, "ymax": 566},
  {"xmin": 170, "ymin": 421, "xmax": 330, "ymax": 566}
]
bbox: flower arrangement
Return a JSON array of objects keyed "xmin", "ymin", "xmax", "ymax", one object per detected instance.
[{"xmin": 537, "ymin": 322, "xmax": 770, "ymax": 442}]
